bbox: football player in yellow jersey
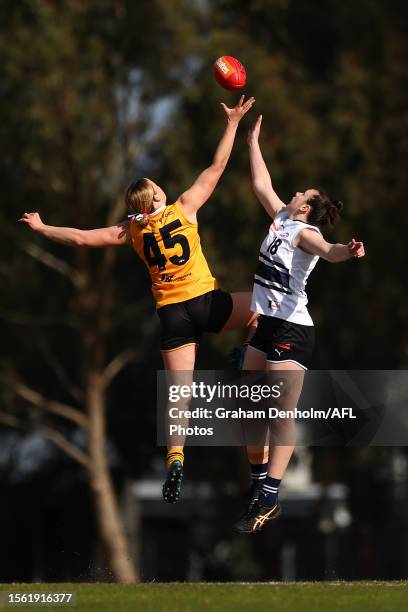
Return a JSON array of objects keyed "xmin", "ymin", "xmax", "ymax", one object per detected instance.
[{"xmin": 19, "ymin": 95, "xmax": 257, "ymax": 503}]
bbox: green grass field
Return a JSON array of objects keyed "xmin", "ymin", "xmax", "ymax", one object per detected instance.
[{"xmin": 0, "ymin": 582, "xmax": 407, "ymax": 611}]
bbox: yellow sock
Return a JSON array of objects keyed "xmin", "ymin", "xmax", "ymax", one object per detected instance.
[{"xmin": 166, "ymin": 448, "xmax": 184, "ymax": 469}]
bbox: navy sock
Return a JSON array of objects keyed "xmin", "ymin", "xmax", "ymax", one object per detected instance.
[
  {"xmin": 250, "ymin": 462, "xmax": 268, "ymax": 493},
  {"xmin": 259, "ymin": 476, "xmax": 281, "ymax": 506}
]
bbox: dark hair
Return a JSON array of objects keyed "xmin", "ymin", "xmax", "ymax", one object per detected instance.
[{"xmin": 306, "ymin": 190, "xmax": 343, "ymax": 230}]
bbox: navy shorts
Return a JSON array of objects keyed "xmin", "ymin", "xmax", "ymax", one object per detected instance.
[
  {"xmin": 249, "ymin": 314, "xmax": 315, "ymax": 369},
  {"xmin": 157, "ymin": 289, "xmax": 233, "ymax": 351}
]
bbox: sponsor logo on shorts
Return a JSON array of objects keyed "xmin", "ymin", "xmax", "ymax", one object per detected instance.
[{"xmin": 271, "ymin": 341, "xmax": 292, "ymax": 351}]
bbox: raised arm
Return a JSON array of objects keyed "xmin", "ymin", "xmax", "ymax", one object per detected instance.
[
  {"xmin": 179, "ymin": 95, "xmax": 255, "ymax": 220},
  {"xmin": 247, "ymin": 115, "xmax": 286, "ymax": 218},
  {"xmin": 295, "ymin": 228, "xmax": 365, "ymax": 262},
  {"xmin": 18, "ymin": 212, "xmax": 129, "ymax": 247}
]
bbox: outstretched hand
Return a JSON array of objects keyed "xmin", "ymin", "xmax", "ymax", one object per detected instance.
[
  {"xmin": 247, "ymin": 114, "xmax": 262, "ymax": 145},
  {"xmin": 220, "ymin": 95, "xmax": 255, "ymax": 125},
  {"xmin": 18, "ymin": 211, "xmax": 44, "ymax": 231},
  {"xmin": 348, "ymin": 238, "xmax": 365, "ymax": 258}
]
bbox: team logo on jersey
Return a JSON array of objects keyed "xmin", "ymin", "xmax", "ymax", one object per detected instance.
[
  {"xmin": 174, "ymin": 272, "xmax": 192, "ymax": 282},
  {"xmin": 270, "ymin": 221, "xmax": 288, "ymax": 237},
  {"xmin": 161, "ymin": 274, "xmax": 174, "ymax": 282},
  {"xmin": 150, "ymin": 209, "xmax": 175, "ymax": 224}
]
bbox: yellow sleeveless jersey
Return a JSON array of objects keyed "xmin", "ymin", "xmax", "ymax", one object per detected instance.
[{"xmin": 129, "ymin": 201, "xmax": 218, "ymax": 308}]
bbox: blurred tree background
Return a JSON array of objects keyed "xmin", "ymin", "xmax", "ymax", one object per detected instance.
[{"xmin": 0, "ymin": 0, "xmax": 407, "ymax": 582}]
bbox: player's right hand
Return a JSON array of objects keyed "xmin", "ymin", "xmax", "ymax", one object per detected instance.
[
  {"xmin": 221, "ymin": 95, "xmax": 255, "ymax": 125},
  {"xmin": 348, "ymin": 238, "xmax": 365, "ymax": 258},
  {"xmin": 247, "ymin": 114, "xmax": 262, "ymax": 145},
  {"xmin": 18, "ymin": 211, "xmax": 44, "ymax": 231}
]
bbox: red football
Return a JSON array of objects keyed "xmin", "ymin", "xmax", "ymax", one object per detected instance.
[{"xmin": 213, "ymin": 56, "xmax": 246, "ymax": 90}]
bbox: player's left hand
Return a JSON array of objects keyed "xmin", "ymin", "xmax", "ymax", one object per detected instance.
[
  {"xmin": 348, "ymin": 238, "xmax": 365, "ymax": 258},
  {"xmin": 221, "ymin": 95, "xmax": 255, "ymax": 125}
]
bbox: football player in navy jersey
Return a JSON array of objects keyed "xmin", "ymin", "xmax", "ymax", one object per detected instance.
[{"xmin": 235, "ymin": 115, "xmax": 365, "ymax": 534}]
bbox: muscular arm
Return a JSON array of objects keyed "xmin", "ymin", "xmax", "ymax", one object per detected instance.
[
  {"xmin": 18, "ymin": 212, "xmax": 130, "ymax": 247},
  {"xmin": 247, "ymin": 115, "xmax": 286, "ymax": 218},
  {"xmin": 295, "ymin": 228, "xmax": 365, "ymax": 262},
  {"xmin": 179, "ymin": 95, "xmax": 255, "ymax": 220}
]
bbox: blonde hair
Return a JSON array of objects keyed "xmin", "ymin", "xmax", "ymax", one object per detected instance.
[{"xmin": 125, "ymin": 178, "xmax": 155, "ymax": 227}]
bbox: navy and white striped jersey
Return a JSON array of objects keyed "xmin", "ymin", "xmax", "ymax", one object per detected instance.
[{"xmin": 251, "ymin": 209, "xmax": 321, "ymax": 326}]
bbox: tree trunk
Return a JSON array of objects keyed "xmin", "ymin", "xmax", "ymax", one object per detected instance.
[{"xmin": 87, "ymin": 369, "xmax": 139, "ymax": 583}]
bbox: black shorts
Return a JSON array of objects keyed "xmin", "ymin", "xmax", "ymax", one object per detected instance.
[
  {"xmin": 157, "ymin": 289, "xmax": 233, "ymax": 351},
  {"xmin": 249, "ymin": 314, "xmax": 315, "ymax": 369}
]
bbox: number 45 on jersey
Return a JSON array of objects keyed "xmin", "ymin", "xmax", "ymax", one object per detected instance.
[{"xmin": 143, "ymin": 220, "xmax": 191, "ymax": 271}]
